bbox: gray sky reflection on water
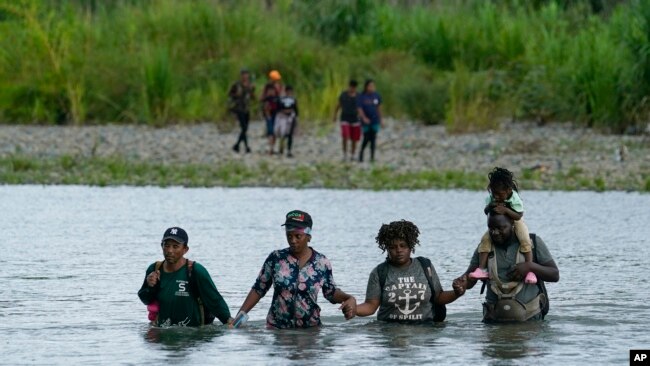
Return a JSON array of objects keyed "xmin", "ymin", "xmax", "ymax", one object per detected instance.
[{"xmin": 2, "ymin": 186, "xmax": 649, "ymax": 365}]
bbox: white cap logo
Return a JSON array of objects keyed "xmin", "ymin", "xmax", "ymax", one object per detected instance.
[{"xmin": 170, "ymin": 228, "xmax": 178, "ymax": 235}]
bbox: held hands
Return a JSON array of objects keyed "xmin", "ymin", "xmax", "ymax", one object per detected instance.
[
  {"xmin": 146, "ymin": 270, "xmax": 160, "ymax": 287},
  {"xmin": 339, "ymin": 296, "xmax": 357, "ymax": 320},
  {"xmin": 453, "ymin": 273, "xmax": 477, "ymax": 290},
  {"xmin": 452, "ymin": 277, "xmax": 466, "ymax": 297},
  {"xmin": 492, "ymin": 205, "xmax": 508, "ymax": 215}
]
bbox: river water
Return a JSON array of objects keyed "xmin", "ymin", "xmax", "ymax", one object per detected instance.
[{"xmin": 2, "ymin": 186, "xmax": 648, "ymax": 365}]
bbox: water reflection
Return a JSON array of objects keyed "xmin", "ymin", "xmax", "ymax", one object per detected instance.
[
  {"xmin": 143, "ymin": 325, "xmax": 226, "ymax": 350},
  {"xmin": 4, "ymin": 186, "xmax": 650, "ymax": 365},
  {"xmin": 480, "ymin": 322, "xmax": 547, "ymax": 361},
  {"xmin": 267, "ymin": 327, "xmax": 328, "ymax": 361},
  {"xmin": 362, "ymin": 321, "xmax": 446, "ymax": 349}
]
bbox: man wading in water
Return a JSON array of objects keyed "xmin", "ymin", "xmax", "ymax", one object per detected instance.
[
  {"xmin": 454, "ymin": 211, "xmax": 559, "ymax": 322},
  {"xmin": 138, "ymin": 227, "xmax": 234, "ymax": 327}
]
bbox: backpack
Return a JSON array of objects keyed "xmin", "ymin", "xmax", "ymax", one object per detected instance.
[
  {"xmin": 377, "ymin": 256, "xmax": 447, "ymax": 322},
  {"xmin": 154, "ymin": 260, "xmax": 216, "ymax": 325}
]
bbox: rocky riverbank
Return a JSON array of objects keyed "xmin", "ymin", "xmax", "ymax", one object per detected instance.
[{"xmin": 1, "ymin": 120, "xmax": 648, "ymax": 191}]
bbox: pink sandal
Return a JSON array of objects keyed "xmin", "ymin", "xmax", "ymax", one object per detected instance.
[
  {"xmin": 469, "ymin": 267, "xmax": 489, "ymax": 279},
  {"xmin": 524, "ymin": 272, "xmax": 538, "ymax": 284},
  {"xmin": 147, "ymin": 301, "xmax": 160, "ymax": 321}
]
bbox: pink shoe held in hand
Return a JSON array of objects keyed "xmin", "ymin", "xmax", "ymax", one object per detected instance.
[
  {"xmin": 469, "ymin": 267, "xmax": 489, "ymax": 280},
  {"xmin": 524, "ymin": 272, "xmax": 538, "ymax": 284},
  {"xmin": 147, "ymin": 301, "xmax": 160, "ymax": 321}
]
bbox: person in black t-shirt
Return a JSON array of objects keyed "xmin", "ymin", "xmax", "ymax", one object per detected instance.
[
  {"xmin": 229, "ymin": 69, "xmax": 256, "ymax": 153},
  {"xmin": 274, "ymin": 86, "xmax": 299, "ymax": 157},
  {"xmin": 333, "ymin": 80, "xmax": 360, "ymax": 161}
]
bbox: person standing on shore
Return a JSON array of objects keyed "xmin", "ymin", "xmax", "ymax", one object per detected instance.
[
  {"xmin": 266, "ymin": 69, "xmax": 284, "ymax": 97},
  {"xmin": 261, "ymin": 70, "xmax": 284, "ymax": 155},
  {"xmin": 229, "ymin": 69, "xmax": 256, "ymax": 153},
  {"xmin": 275, "ymin": 85, "xmax": 298, "ymax": 158},
  {"xmin": 333, "ymin": 79, "xmax": 360, "ymax": 161},
  {"xmin": 261, "ymin": 83, "xmax": 280, "ymax": 155},
  {"xmin": 357, "ymin": 79, "xmax": 383, "ymax": 163}
]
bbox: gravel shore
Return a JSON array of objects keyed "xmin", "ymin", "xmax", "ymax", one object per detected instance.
[{"xmin": 1, "ymin": 120, "xmax": 649, "ymax": 190}]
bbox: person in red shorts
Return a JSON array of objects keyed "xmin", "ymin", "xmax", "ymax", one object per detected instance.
[{"xmin": 333, "ymin": 80, "xmax": 361, "ymax": 161}]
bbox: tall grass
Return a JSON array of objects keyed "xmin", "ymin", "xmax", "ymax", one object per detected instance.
[{"xmin": 0, "ymin": 0, "xmax": 648, "ymax": 133}]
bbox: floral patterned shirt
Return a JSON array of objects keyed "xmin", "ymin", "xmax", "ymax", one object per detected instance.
[{"xmin": 252, "ymin": 247, "xmax": 339, "ymax": 328}]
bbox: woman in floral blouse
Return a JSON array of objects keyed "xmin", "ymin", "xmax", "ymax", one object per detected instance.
[{"xmin": 236, "ymin": 210, "xmax": 357, "ymax": 328}]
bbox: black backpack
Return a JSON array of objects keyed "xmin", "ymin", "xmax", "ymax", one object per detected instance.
[
  {"xmin": 376, "ymin": 256, "xmax": 447, "ymax": 322},
  {"xmin": 154, "ymin": 260, "xmax": 215, "ymax": 325}
]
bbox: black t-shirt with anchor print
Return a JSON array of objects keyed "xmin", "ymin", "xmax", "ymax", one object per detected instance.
[{"xmin": 366, "ymin": 259, "xmax": 442, "ymax": 322}]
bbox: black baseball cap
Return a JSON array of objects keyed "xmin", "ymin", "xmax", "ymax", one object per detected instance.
[
  {"xmin": 281, "ymin": 210, "xmax": 313, "ymax": 230},
  {"xmin": 161, "ymin": 227, "xmax": 188, "ymax": 245}
]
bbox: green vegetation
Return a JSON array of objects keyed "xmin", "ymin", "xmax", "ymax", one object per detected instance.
[
  {"xmin": 1, "ymin": 154, "xmax": 647, "ymax": 191},
  {"xmin": 0, "ymin": 0, "xmax": 649, "ymax": 133}
]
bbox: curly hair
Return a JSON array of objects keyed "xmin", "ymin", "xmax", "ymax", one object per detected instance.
[
  {"xmin": 375, "ymin": 220, "xmax": 420, "ymax": 253},
  {"xmin": 487, "ymin": 167, "xmax": 519, "ymax": 192}
]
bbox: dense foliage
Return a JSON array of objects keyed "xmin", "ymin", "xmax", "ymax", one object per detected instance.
[{"xmin": 0, "ymin": 0, "xmax": 648, "ymax": 133}]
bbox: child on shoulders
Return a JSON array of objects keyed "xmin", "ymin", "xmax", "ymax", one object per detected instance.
[{"xmin": 469, "ymin": 167, "xmax": 537, "ymax": 284}]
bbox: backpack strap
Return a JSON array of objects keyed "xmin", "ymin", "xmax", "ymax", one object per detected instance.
[
  {"xmin": 377, "ymin": 260, "xmax": 389, "ymax": 294},
  {"xmin": 416, "ymin": 257, "xmax": 446, "ymax": 322},
  {"xmin": 487, "ymin": 248, "xmax": 525, "ymax": 299},
  {"xmin": 186, "ymin": 260, "xmax": 194, "ymax": 277},
  {"xmin": 530, "ymin": 234, "xmax": 550, "ymax": 318},
  {"xmin": 185, "ymin": 260, "xmax": 206, "ymax": 325},
  {"xmin": 186, "ymin": 260, "xmax": 199, "ymax": 298}
]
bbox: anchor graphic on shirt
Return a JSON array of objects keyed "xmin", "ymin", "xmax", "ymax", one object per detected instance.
[{"xmin": 395, "ymin": 289, "xmax": 420, "ymax": 315}]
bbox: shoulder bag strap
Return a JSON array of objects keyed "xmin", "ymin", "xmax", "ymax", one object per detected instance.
[
  {"xmin": 415, "ymin": 256, "xmax": 446, "ymax": 322},
  {"xmin": 530, "ymin": 234, "xmax": 550, "ymax": 317},
  {"xmin": 186, "ymin": 260, "xmax": 205, "ymax": 324},
  {"xmin": 377, "ymin": 261, "xmax": 389, "ymax": 298}
]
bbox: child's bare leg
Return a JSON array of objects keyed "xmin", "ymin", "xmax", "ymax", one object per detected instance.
[
  {"xmin": 469, "ymin": 231, "xmax": 492, "ymax": 279},
  {"xmin": 523, "ymin": 250, "xmax": 533, "ymax": 263},
  {"xmin": 522, "ymin": 251, "xmax": 537, "ymax": 284},
  {"xmin": 514, "ymin": 219, "xmax": 537, "ymax": 284},
  {"xmin": 513, "ymin": 218, "xmax": 532, "ymax": 252}
]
